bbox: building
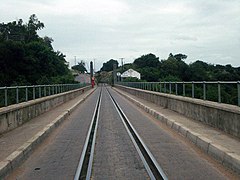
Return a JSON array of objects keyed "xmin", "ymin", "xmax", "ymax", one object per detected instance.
[{"xmin": 121, "ymin": 69, "xmax": 141, "ymax": 79}]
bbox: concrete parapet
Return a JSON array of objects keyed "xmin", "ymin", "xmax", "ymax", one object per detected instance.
[
  {"xmin": 0, "ymin": 86, "xmax": 91, "ymax": 135},
  {"xmin": 115, "ymin": 85, "xmax": 240, "ymax": 139}
]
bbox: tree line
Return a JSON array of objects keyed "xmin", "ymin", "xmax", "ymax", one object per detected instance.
[
  {"xmin": 0, "ymin": 14, "xmax": 75, "ymax": 87},
  {"xmin": 99, "ymin": 53, "xmax": 240, "ymax": 82},
  {"xmin": 98, "ymin": 53, "xmax": 240, "ymax": 105}
]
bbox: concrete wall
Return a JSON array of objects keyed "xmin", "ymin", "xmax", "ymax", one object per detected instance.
[
  {"xmin": 0, "ymin": 86, "xmax": 91, "ymax": 135},
  {"xmin": 116, "ymin": 85, "xmax": 240, "ymax": 139}
]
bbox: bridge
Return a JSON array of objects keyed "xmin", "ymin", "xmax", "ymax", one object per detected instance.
[{"xmin": 0, "ymin": 83, "xmax": 239, "ymax": 179}]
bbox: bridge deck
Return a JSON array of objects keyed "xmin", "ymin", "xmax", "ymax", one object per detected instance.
[
  {"xmin": 0, "ymin": 88, "xmax": 95, "ymax": 162},
  {"xmin": 114, "ymin": 87, "xmax": 240, "ymax": 172},
  {"xmin": 1, "ymin": 86, "xmax": 239, "ymax": 179}
]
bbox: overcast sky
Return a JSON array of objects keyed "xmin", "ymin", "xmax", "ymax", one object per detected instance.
[{"xmin": 1, "ymin": 0, "xmax": 240, "ymax": 70}]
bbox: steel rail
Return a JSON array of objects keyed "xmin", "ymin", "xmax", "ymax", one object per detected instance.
[
  {"xmin": 74, "ymin": 88, "xmax": 102, "ymax": 180},
  {"xmin": 106, "ymin": 87, "xmax": 168, "ymax": 180}
]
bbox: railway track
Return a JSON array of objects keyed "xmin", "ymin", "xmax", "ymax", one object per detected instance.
[{"xmin": 74, "ymin": 85, "xmax": 167, "ymax": 180}]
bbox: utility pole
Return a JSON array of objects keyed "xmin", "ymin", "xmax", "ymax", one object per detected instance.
[
  {"xmin": 74, "ymin": 56, "xmax": 77, "ymax": 66},
  {"xmin": 90, "ymin": 61, "xmax": 93, "ymax": 79},
  {"xmin": 93, "ymin": 59, "xmax": 96, "ymax": 74},
  {"xmin": 113, "ymin": 63, "xmax": 117, "ymax": 85},
  {"xmin": 119, "ymin": 58, "xmax": 124, "ymax": 72}
]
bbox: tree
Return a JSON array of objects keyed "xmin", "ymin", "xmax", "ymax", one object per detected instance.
[
  {"xmin": 26, "ymin": 14, "xmax": 44, "ymax": 42},
  {"xmin": 72, "ymin": 61, "xmax": 87, "ymax": 73},
  {"xmin": 133, "ymin": 53, "xmax": 159, "ymax": 68},
  {"xmin": 174, "ymin": 53, "xmax": 187, "ymax": 61},
  {"xmin": 100, "ymin": 59, "xmax": 118, "ymax": 72},
  {"xmin": 187, "ymin": 60, "xmax": 210, "ymax": 81},
  {"xmin": 160, "ymin": 53, "xmax": 188, "ymax": 80},
  {"xmin": 0, "ymin": 15, "xmax": 74, "ymax": 86}
]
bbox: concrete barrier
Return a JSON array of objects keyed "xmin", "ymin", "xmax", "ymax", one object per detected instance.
[
  {"xmin": 0, "ymin": 86, "xmax": 91, "ymax": 135},
  {"xmin": 115, "ymin": 85, "xmax": 240, "ymax": 139}
]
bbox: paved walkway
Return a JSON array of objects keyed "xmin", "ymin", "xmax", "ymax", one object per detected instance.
[
  {"xmin": 0, "ymin": 88, "xmax": 95, "ymax": 162},
  {"xmin": 114, "ymin": 87, "xmax": 240, "ymax": 174}
]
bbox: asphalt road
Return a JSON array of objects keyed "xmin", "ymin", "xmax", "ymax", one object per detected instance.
[{"xmin": 6, "ymin": 85, "xmax": 238, "ymax": 179}]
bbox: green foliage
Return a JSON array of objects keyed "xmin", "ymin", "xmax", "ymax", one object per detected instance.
[
  {"xmin": 173, "ymin": 53, "xmax": 187, "ymax": 61},
  {"xmin": 161, "ymin": 75, "xmax": 181, "ymax": 82},
  {"xmin": 72, "ymin": 61, "xmax": 87, "ymax": 73},
  {"xmin": 95, "ymin": 71, "xmax": 112, "ymax": 84},
  {"xmin": 138, "ymin": 67, "xmax": 160, "ymax": 82},
  {"xmin": 123, "ymin": 77, "xmax": 145, "ymax": 82},
  {"xmin": 99, "ymin": 52, "xmax": 240, "ymax": 105},
  {"xmin": 133, "ymin": 53, "xmax": 159, "ymax": 68},
  {"xmin": 0, "ymin": 15, "xmax": 74, "ymax": 86},
  {"xmin": 118, "ymin": 63, "xmax": 133, "ymax": 73},
  {"xmin": 160, "ymin": 54, "xmax": 189, "ymax": 80},
  {"xmin": 100, "ymin": 59, "xmax": 118, "ymax": 72}
]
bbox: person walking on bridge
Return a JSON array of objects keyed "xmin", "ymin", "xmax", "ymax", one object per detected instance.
[{"xmin": 91, "ymin": 77, "xmax": 95, "ymax": 88}]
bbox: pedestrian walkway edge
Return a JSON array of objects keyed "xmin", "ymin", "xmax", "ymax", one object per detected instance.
[
  {"xmin": 0, "ymin": 88, "xmax": 96, "ymax": 179},
  {"xmin": 113, "ymin": 87, "xmax": 240, "ymax": 174}
]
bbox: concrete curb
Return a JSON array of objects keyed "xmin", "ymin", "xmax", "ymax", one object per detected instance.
[
  {"xmin": 114, "ymin": 88, "xmax": 240, "ymax": 174},
  {"xmin": 0, "ymin": 88, "xmax": 96, "ymax": 179}
]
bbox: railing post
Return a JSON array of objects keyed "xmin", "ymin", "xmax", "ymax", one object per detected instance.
[
  {"xmin": 44, "ymin": 85, "xmax": 46, "ymax": 97},
  {"xmin": 4, "ymin": 87, "xmax": 8, "ymax": 107},
  {"xmin": 203, "ymin": 81, "xmax": 206, "ymax": 100},
  {"xmin": 48, "ymin": 86, "xmax": 51, "ymax": 96},
  {"xmin": 25, "ymin": 87, "xmax": 28, "ymax": 101},
  {"xmin": 33, "ymin": 85, "xmax": 35, "ymax": 100},
  {"xmin": 164, "ymin": 82, "xmax": 166, "ymax": 93},
  {"xmin": 218, "ymin": 81, "xmax": 221, "ymax": 103},
  {"xmin": 192, "ymin": 81, "xmax": 194, "ymax": 98},
  {"xmin": 16, "ymin": 86, "xmax": 19, "ymax": 104},
  {"xmin": 238, "ymin": 81, "xmax": 240, "ymax": 106},
  {"xmin": 169, "ymin": 82, "xmax": 172, "ymax": 94},
  {"xmin": 183, "ymin": 82, "xmax": 185, "ymax": 96},
  {"xmin": 39, "ymin": 86, "xmax": 41, "ymax": 98},
  {"xmin": 160, "ymin": 82, "xmax": 162, "ymax": 92},
  {"xmin": 175, "ymin": 83, "xmax": 178, "ymax": 95}
]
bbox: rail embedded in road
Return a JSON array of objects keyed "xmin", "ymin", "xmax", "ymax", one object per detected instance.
[
  {"xmin": 106, "ymin": 87, "xmax": 168, "ymax": 180},
  {"xmin": 74, "ymin": 85, "xmax": 167, "ymax": 180},
  {"xmin": 74, "ymin": 88, "xmax": 102, "ymax": 180}
]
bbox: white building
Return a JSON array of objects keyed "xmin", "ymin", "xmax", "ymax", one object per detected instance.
[{"xmin": 121, "ymin": 69, "xmax": 141, "ymax": 79}]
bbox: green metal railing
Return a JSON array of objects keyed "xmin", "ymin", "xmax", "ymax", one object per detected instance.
[
  {"xmin": 0, "ymin": 83, "xmax": 90, "ymax": 108},
  {"xmin": 117, "ymin": 81, "xmax": 240, "ymax": 106}
]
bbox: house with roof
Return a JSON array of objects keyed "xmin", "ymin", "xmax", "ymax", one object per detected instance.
[{"xmin": 121, "ymin": 69, "xmax": 141, "ymax": 79}]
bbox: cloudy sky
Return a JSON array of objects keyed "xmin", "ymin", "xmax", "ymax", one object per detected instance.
[{"xmin": 1, "ymin": 0, "xmax": 240, "ymax": 70}]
